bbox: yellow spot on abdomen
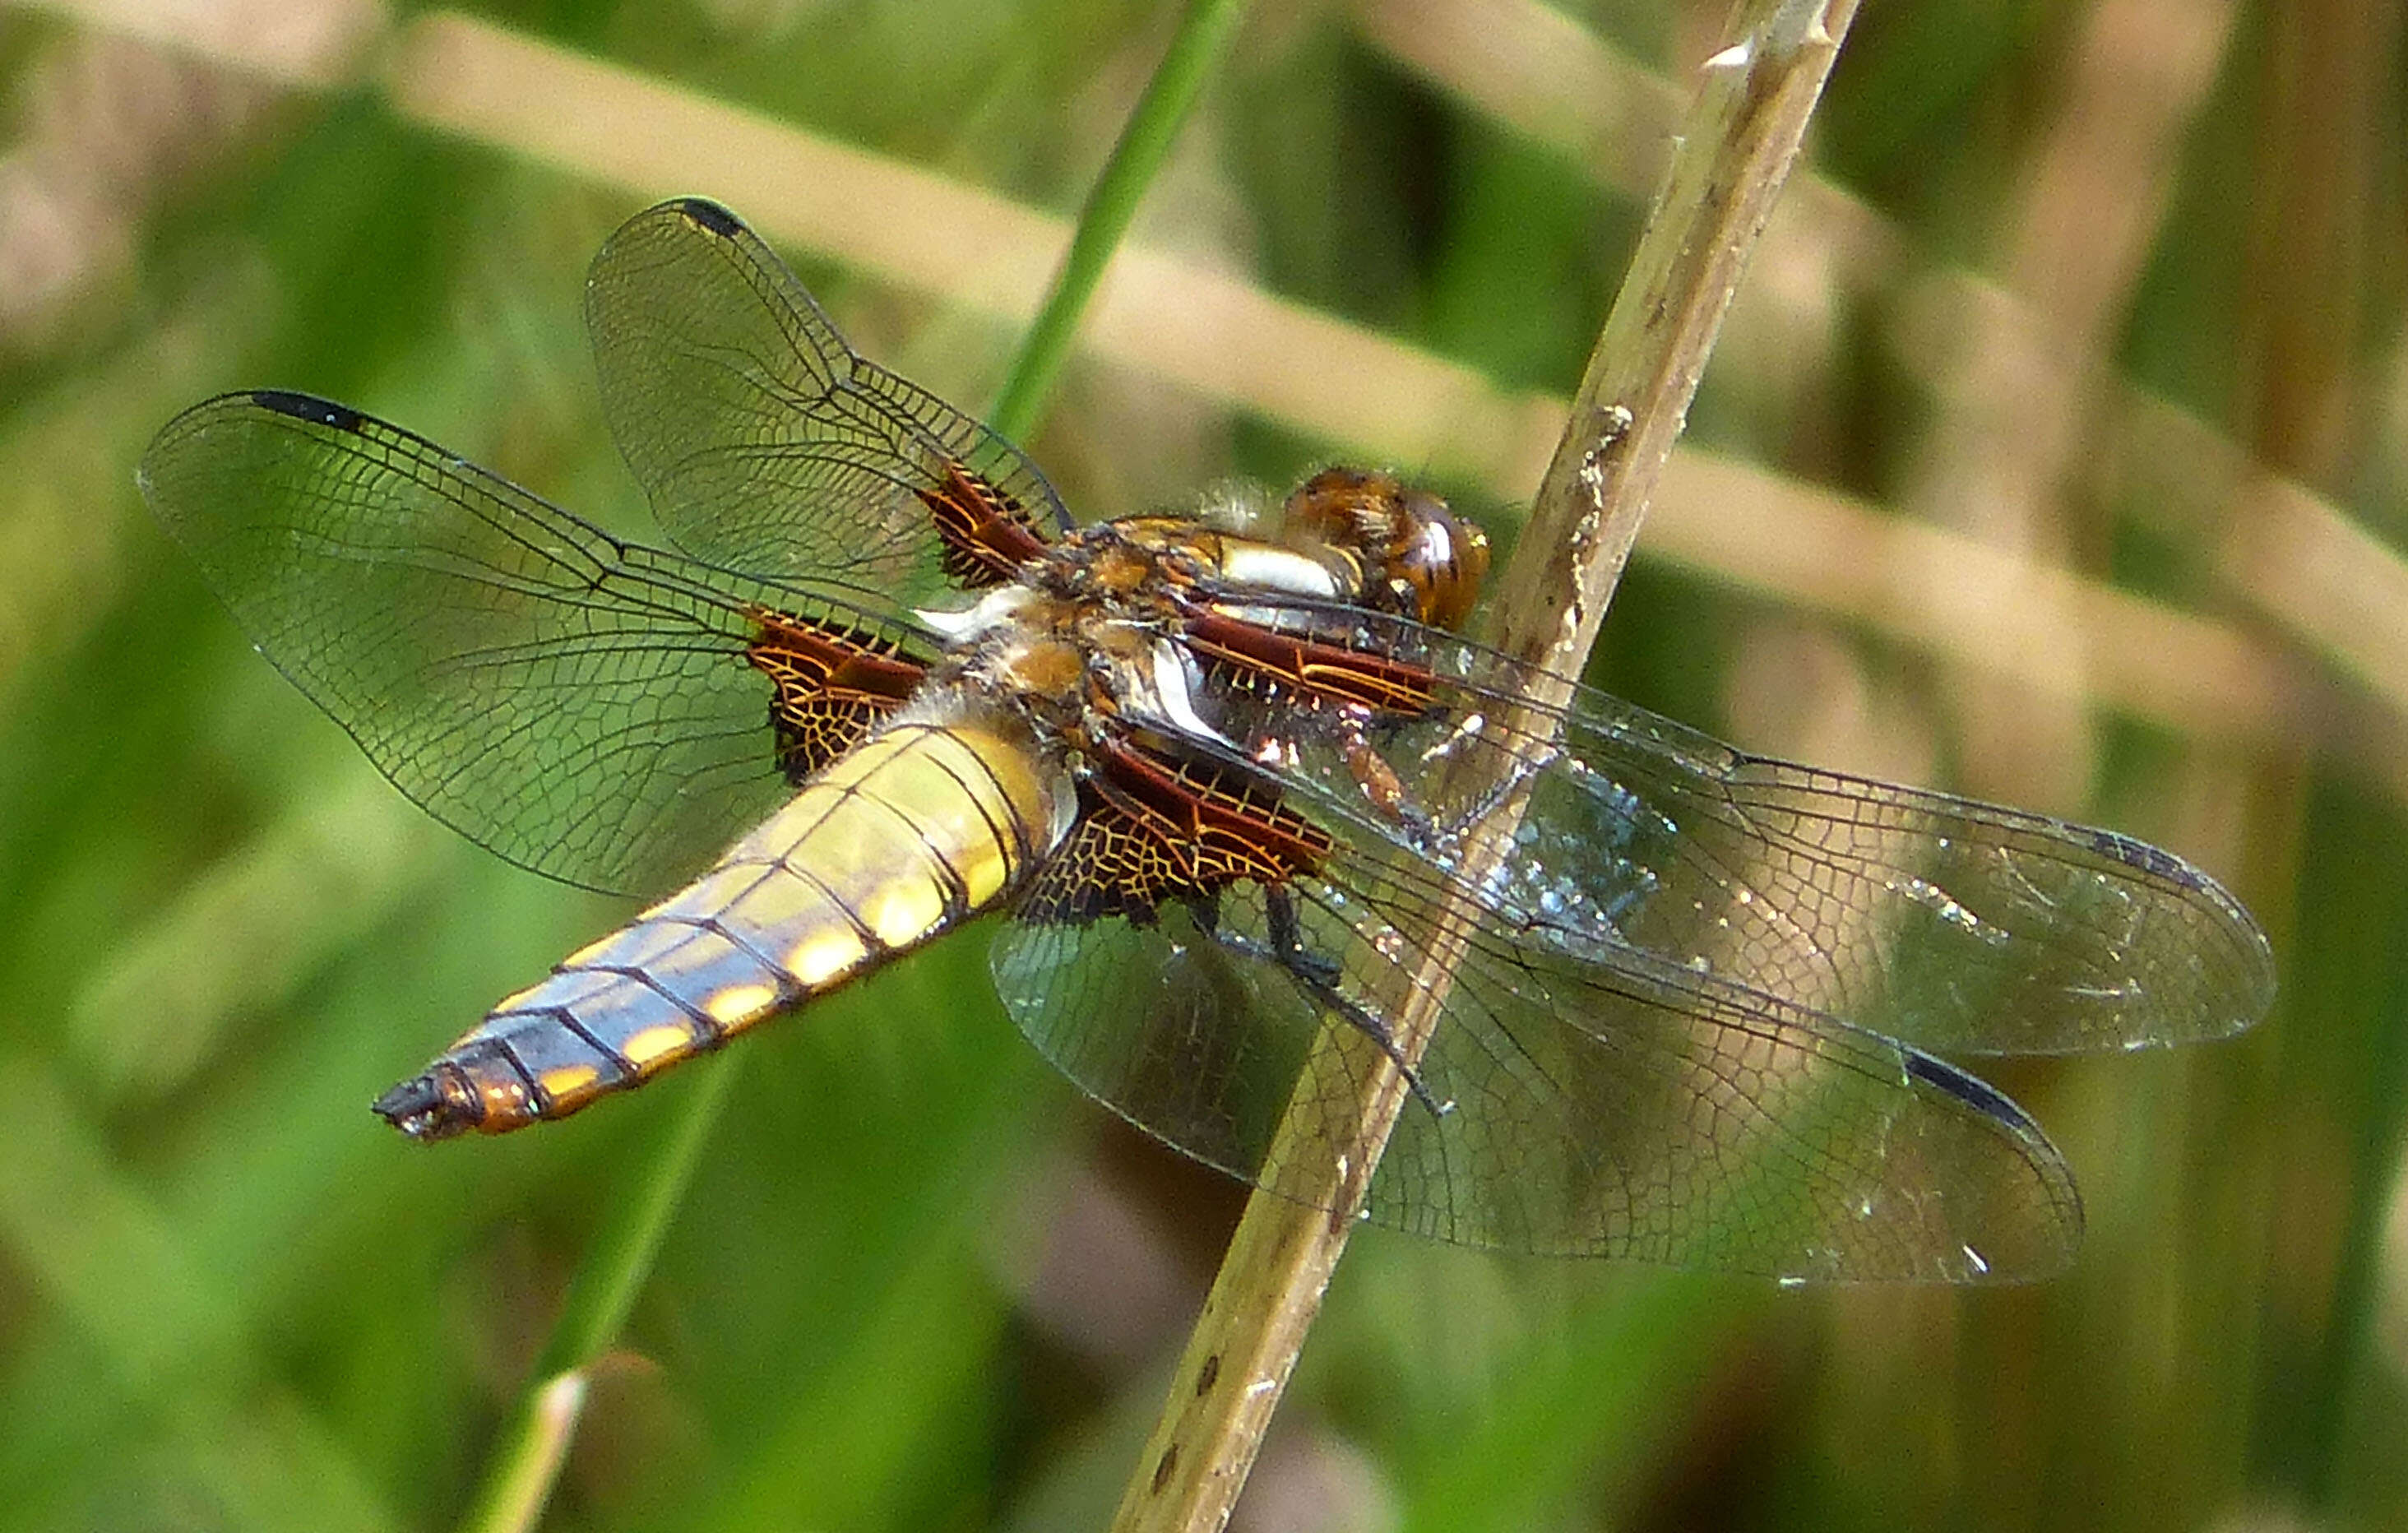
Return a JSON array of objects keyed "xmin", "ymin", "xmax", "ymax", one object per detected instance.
[
  {"xmin": 953, "ymin": 839, "xmax": 1012, "ymax": 908},
  {"xmin": 861, "ymin": 878, "xmax": 946, "ymax": 947},
  {"xmin": 539, "ymin": 1064, "xmax": 600, "ymax": 1102},
  {"xmin": 788, "ymin": 928, "xmax": 868, "ymax": 988},
  {"xmin": 621, "ymin": 1021, "xmax": 695, "ymax": 1069},
  {"xmin": 704, "ymin": 982, "xmax": 779, "ymax": 1030}
]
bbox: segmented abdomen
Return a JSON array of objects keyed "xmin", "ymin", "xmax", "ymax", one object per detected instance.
[{"xmin": 374, "ymin": 715, "xmax": 1071, "ymax": 1138}]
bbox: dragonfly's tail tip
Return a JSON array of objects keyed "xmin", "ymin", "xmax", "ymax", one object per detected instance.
[{"xmin": 372, "ymin": 1068, "xmax": 483, "ymax": 1142}]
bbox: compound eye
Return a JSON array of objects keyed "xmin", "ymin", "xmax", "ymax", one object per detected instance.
[
  {"xmin": 1395, "ymin": 493, "xmax": 1490, "ymax": 629},
  {"xmin": 1280, "ymin": 466, "xmax": 1385, "ymax": 546}
]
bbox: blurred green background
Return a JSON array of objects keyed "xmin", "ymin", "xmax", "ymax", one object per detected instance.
[{"xmin": 0, "ymin": 0, "xmax": 2397, "ymax": 1528}]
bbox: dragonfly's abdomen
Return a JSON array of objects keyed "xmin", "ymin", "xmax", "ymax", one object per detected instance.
[{"xmin": 373, "ymin": 716, "xmax": 1069, "ymax": 1139}]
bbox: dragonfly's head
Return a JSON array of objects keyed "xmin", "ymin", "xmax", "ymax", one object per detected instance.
[{"xmin": 1280, "ymin": 467, "xmax": 1491, "ymax": 631}]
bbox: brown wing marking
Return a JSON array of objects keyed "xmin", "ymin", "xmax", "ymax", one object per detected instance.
[
  {"xmin": 744, "ymin": 606, "xmax": 928, "ymax": 780},
  {"xmin": 1024, "ymin": 733, "xmax": 1332, "ymax": 924},
  {"xmin": 919, "ymin": 457, "xmax": 1054, "ymax": 586},
  {"xmin": 1182, "ymin": 609, "xmax": 1437, "ymax": 716}
]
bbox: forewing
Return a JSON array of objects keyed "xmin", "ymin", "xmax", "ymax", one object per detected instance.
[
  {"xmin": 993, "ymin": 837, "xmax": 2079, "ymax": 1280},
  {"xmin": 1182, "ymin": 602, "xmax": 2276, "ymax": 1055},
  {"xmin": 139, "ymin": 390, "xmax": 919, "ymax": 895},
  {"xmin": 1556, "ymin": 734, "xmax": 2276, "ymax": 1056},
  {"xmin": 585, "ymin": 197, "xmax": 1070, "ymax": 604}
]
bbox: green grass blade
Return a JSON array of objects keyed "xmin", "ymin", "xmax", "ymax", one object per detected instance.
[
  {"xmin": 984, "ymin": 0, "xmax": 1253, "ymax": 442},
  {"xmin": 456, "ymin": 1052, "xmax": 741, "ymax": 1533}
]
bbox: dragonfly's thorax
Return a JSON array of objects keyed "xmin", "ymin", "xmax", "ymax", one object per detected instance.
[
  {"xmin": 915, "ymin": 484, "xmax": 1497, "ymax": 778},
  {"xmin": 1080, "ymin": 472, "xmax": 1494, "ymax": 631},
  {"xmin": 912, "ymin": 523, "xmax": 1216, "ymax": 763}
]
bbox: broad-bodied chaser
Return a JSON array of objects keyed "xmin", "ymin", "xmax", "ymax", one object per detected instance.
[{"xmin": 139, "ymin": 199, "xmax": 2274, "ymax": 1282}]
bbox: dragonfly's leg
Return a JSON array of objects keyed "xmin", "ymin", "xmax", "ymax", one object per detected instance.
[
  {"xmin": 1446, "ymin": 748, "xmax": 1550, "ymax": 833},
  {"xmin": 1262, "ymin": 882, "xmax": 1339, "ymax": 985},
  {"xmin": 1218, "ymin": 885, "xmax": 1455, "ymax": 1119},
  {"xmin": 1339, "ymin": 720, "xmax": 1433, "ymax": 839}
]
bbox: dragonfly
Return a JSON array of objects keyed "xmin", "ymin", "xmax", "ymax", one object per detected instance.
[{"xmin": 139, "ymin": 197, "xmax": 2274, "ymax": 1284}]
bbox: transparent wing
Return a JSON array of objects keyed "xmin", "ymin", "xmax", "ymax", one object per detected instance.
[
  {"xmin": 993, "ymin": 832, "xmax": 2079, "ymax": 1281},
  {"xmin": 1181, "ymin": 601, "xmax": 2276, "ymax": 1056},
  {"xmin": 138, "ymin": 390, "xmax": 924, "ymax": 896},
  {"xmin": 585, "ymin": 197, "xmax": 1072, "ymax": 605}
]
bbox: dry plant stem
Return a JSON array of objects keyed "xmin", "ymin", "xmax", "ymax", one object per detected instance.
[{"xmin": 1106, "ymin": 4, "xmax": 1860, "ymax": 1529}]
